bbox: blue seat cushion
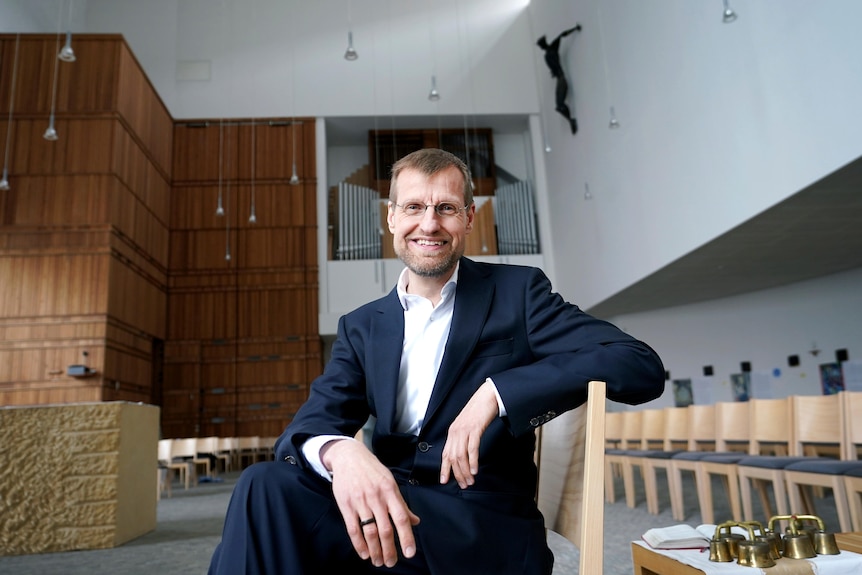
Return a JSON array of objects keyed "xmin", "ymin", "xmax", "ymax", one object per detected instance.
[
  {"xmin": 784, "ymin": 459, "xmax": 862, "ymax": 475},
  {"xmin": 845, "ymin": 465, "xmax": 862, "ymax": 478},
  {"xmin": 671, "ymin": 450, "xmax": 740, "ymax": 461},
  {"xmin": 699, "ymin": 453, "xmax": 746, "ymax": 464},
  {"xmin": 736, "ymin": 456, "xmax": 820, "ymax": 469}
]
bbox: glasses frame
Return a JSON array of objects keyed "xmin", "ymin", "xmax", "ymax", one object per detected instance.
[{"xmin": 392, "ymin": 202, "xmax": 470, "ymax": 218}]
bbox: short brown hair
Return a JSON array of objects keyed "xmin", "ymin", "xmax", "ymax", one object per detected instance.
[{"xmin": 389, "ymin": 148, "xmax": 473, "ymax": 206}]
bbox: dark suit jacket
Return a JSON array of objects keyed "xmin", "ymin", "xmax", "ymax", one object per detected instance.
[{"xmin": 275, "ymin": 258, "xmax": 664, "ymax": 574}]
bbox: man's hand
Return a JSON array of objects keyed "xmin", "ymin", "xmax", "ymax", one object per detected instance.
[
  {"xmin": 322, "ymin": 439, "xmax": 420, "ymax": 568},
  {"xmin": 440, "ymin": 379, "xmax": 499, "ymax": 488}
]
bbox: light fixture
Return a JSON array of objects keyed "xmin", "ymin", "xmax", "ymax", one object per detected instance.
[
  {"xmin": 249, "ymin": 119, "xmax": 257, "ymax": 223},
  {"xmin": 59, "ymin": 31, "xmax": 76, "ymax": 62},
  {"xmin": 44, "ymin": 3, "xmax": 63, "ymax": 141},
  {"xmin": 1, "ymin": 35, "xmax": 20, "ymax": 191},
  {"xmin": 289, "ymin": 122, "xmax": 300, "ymax": 186},
  {"xmin": 216, "ymin": 121, "xmax": 225, "ymax": 216},
  {"xmin": 428, "ymin": 75, "xmax": 441, "ymax": 102},
  {"xmin": 608, "ymin": 106, "xmax": 620, "ymax": 129},
  {"xmin": 722, "ymin": 0, "xmax": 738, "ymax": 23},
  {"xmin": 344, "ymin": 1, "xmax": 358, "ymax": 61}
]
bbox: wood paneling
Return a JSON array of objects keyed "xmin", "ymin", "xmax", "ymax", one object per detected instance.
[
  {"xmin": 1, "ymin": 36, "xmax": 320, "ymax": 438},
  {"xmin": 0, "ymin": 35, "xmax": 169, "ymax": 408}
]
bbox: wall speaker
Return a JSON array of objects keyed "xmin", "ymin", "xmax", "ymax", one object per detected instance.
[
  {"xmin": 837, "ymin": 348, "xmax": 849, "ymax": 362},
  {"xmin": 788, "ymin": 354, "xmax": 800, "ymax": 367},
  {"xmin": 703, "ymin": 365, "xmax": 714, "ymax": 376},
  {"xmin": 741, "ymin": 361, "xmax": 751, "ymax": 373}
]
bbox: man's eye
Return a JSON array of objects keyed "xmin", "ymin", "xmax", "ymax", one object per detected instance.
[
  {"xmin": 404, "ymin": 204, "xmax": 423, "ymax": 213},
  {"xmin": 438, "ymin": 204, "xmax": 457, "ymax": 215}
]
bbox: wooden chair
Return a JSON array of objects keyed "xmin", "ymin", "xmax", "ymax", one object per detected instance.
[
  {"xmin": 603, "ymin": 409, "xmax": 643, "ymax": 507},
  {"xmin": 844, "ymin": 392, "xmax": 862, "ymax": 531},
  {"xmin": 616, "ymin": 408, "xmax": 674, "ymax": 513},
  {"xmin": 784, "ymin": 392, "xmax": 862, "ymax": 532},
  {"xmin": 197, "ymin": 436, "xmax": 227, "ymax": 476},
  {"xmin": 158, "ymin": 438, "xmax": 190, "ymax": 492},
  {"xmin": 536, "ymin": 380, "xmax": 606, "ymax": 575},
  {"xmin": 734, "ymin": 397, "xmax": 803, "ymax": 523},
  {"xmin": 217, "ymin": 436, "xmax": 238, "ymax": 472},
  {"xmin": 642, "ymin": 406, "xmax": 689, "ymax": 516},
  {"xmin": 172, "ymin": 437, "xmax": 210, "ymax": 483},
  {"xmin": 694, "ymin": 400, "xmax": 751, "ymax": 524},
  {"xmin": 668, "ymin": 404, "xmax": 717, "ymax": 521}
]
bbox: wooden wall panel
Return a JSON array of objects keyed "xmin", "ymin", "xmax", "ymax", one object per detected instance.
[
  {"xmin": 0, "ymin": 35, "xmax": 121, "ymax": 115},
  {"xmin": 107, "ymin": 256, "xmax": 167, "ymax": 339},
  {"xmin": 116, "ymin": 41, "xmax": 173, "ymax": 177},
  {"xmin": 0, "ymin": 253, "xmax": 110, "ymax": 317},
  {"xmin": 11, "ymin": 119, "xmax": 114, "ymax": 176}
]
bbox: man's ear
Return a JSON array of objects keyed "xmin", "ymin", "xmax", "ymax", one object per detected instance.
[
  {"xmin": 387, "ymin": 202, "xmax": 396, "ymax": 233},
  {"xmin": 465, "ymin": 204, "xmax": 476, "ymax": 233}
]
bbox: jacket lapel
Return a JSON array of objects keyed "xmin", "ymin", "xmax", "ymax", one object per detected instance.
[
  {"xmin": 422, "ymin": 259, "xmax": 494, "ymax": 427},
  {"xmin": 370, "ymin": 290, "xmax": 406, "ymax": 433}
]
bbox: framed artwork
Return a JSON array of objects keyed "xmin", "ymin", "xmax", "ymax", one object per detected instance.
[
  {"xmin": 819, "ymin": 362, "xmax": 845, "ymax": 395},
  {"xmin": 730, "ymin": 372, "xmax": 750, "ymax": 402},
  {"xmin": 672, "ymin": 378, "xmax": 693, "ymax": 407}
]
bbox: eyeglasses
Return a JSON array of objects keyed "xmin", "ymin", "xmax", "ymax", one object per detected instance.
[{"xmin": 394, "ymin": 202, "xmax": 469, "ymax": 218}]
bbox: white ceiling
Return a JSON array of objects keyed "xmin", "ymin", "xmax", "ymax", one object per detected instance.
[{"xmin": 587, "ymin": 155, "xmax": 862, "ymax": 317}]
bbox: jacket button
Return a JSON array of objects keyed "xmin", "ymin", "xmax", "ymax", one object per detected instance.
[
  {"xmin": 418, "ymin": 441, "xmax": 430, "ymax": 453},
  {"xmin": 530, "ymin": 417, "xmax": 541, "ymax": 427},
  {"xmin": 284, "ymin": 455, "xmax": 297, "ymax": 465},
  {"xmin": 408, "ymin": 478, "xmax": 419, "ymax": 486}
]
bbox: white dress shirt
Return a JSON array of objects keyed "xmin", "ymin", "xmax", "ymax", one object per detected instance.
[{"xmin": 302, "ymin": 263, "xmax": 505, "ymax": 480}]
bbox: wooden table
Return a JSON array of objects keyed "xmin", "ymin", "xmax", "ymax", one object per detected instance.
[{"xmin": 631, "ymin": 532, "xmax": 862, "ymax": 575}]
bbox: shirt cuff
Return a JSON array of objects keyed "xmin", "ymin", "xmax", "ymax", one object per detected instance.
[
  {"xmin": 301, "ymin": 435, "xmax": 355, "ymax": 481},
  {"xmin": 487, "ymin": 377, "xmax": 507, "ymax": 417}
]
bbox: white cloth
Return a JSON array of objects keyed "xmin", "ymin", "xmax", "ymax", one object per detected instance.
[{"xmin": 632, "ymin": 540, "xmax": 862, "ymax": 574}]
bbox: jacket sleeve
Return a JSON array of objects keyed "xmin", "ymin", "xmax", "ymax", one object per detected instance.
[{"xmin": 491, "ymin": 267, "xmax": 665, "ymax": 437}]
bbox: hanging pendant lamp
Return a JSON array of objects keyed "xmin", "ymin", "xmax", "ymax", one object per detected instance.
[{"xmin": 1, "ymin": 35, "xmax": 21, "ymax": 191}]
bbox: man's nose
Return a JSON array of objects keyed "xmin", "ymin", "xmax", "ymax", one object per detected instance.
[{"xmin": 418, "ymin": 206, "xmax": 443, "ymax": 229}]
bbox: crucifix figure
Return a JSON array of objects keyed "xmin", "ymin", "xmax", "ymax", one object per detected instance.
[{"xmin": 537, "ymin": 24, "xmax": 581, "ymax": 134}]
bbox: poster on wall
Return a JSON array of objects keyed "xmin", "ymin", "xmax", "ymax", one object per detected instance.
[
  {"xmin": 819, "ymin": 362, "xmax": 845, "ymax": 395},
  {"xmin": 843, "ymin": 359, "xmax": 862, "ymax": 392},
  {"xmin": 672, "ymin": 379, "xmax": 693, "ymax": 407},
  {"xmin": 730, "ymin": 372, "xmax": 750, "ymax": 402}
]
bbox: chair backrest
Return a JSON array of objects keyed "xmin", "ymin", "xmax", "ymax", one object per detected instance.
[
  {"xmin": 714, "ymin": 401, "xmax": 750, "ymax": 452},
  {"xmin": 662, "ymin": 406, "xmax": 689, "ymax": 451},
  {"xmin": 639, "ymin": 408, "xmax": 666, "ymax": 450},
  {"xmin": 197, "ymin": 436, "xmax": 218, "ymax": 453},
  {"xmin": 171, "ymin": 437, "xmax": 198, "ymax": 458},
  {"xmin": 605, "ymin": 411, "xmax": 623, "ymax": 449},
  {"xmin": 535, "ymin": 380, "xmax": 606, "ymax": 575},
  {"xmin": 843, "ymin": 392, "xmax": 862, "ymax": 460},
  {"xmin": 238, "ymin": 436, "xmax": 260, "ymax": 450},
  {"xmin": 218, "ymin": 436, "xmax": 237, "ymax": 452},
  {"xmin": 790, "ymin": 393, "xmax": 844, "ymax": 457},
  {"xmin": 686, "ymin": 404, "xmax": 716, "ymax": 451},
  {"xmin": 619, "ymin": 410, "xmax": 643, "ymax": 450},
  {"xmin": 158, "ymin": 439, "xmax": 173, "ymax": 462},
  {"xmin": 748, "ymin": 398, "xmax": 792, "ymax": 455}
]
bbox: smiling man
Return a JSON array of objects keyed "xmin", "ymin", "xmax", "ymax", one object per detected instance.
[{"xmin": 208, "ymin": 148, "xmax": 665, "ymax": 575}]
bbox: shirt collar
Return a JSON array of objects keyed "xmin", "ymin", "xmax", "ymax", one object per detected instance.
[{"xmin": 396, "ymin": 261, "xmax": 460, "ymax": 310}]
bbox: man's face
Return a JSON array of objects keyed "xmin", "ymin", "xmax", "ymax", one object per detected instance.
[{"xmin": 387, "ymin": 166, "xmax": 474, "ymax": 278}]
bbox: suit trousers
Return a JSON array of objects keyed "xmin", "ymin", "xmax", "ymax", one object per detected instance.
[{"xmin": 208, "ymin": 461, "xmax": 431, "ymax": 575}]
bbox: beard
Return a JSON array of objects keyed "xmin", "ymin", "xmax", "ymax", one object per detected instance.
[{"xmin": 394, "ymin": 243, "xmax": 462, "ymax": 278}]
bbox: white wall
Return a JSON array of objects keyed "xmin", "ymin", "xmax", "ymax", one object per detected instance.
[
  {"xmin": 609, "ymin": 266, "xmax": 862, "ymax": 410},
  {"xmin": 528, "ymin": 0, "xmax": 862, "ymax": 310},
  {"xmin": 82, "ymin": 0, "xmax": 539, "ymax": 121}
]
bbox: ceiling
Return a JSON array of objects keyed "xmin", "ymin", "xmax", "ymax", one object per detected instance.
[
  {"xmin": 324, "ymin": 114, "xmax": 531, "ymax": 147},
  {"xmin": 587, "ymin": 155, "xmax": 862, "ymax": 318}
]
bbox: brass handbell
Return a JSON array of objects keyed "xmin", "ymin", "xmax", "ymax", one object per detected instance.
[
  {"xmin": 782, "ymin": 516, "xmax": 816, "ymax": 559},
  {"xmin": 744, "ymin": 520, "xmax": 781, "ymax": 561},
  {"xmin": 736, "ymin": 522, "xmax": 776, "ymax": 568},
  {"xmin": 708, "ymin": 522, "xmax": 736, "ymax": 562},
  {"xmin": 793, "ymin": 514, "xmax": 840, "ymax": 555}
]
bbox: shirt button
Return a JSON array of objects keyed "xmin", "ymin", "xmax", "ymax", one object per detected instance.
[{"xmin": 418, "ymin": 441, "xmax": 431, "ymax": 453}]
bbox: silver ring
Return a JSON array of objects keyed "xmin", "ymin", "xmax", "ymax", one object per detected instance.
[{"xmin": 359, "ymin": 517, "xmax": 376, "ymax": 527}]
